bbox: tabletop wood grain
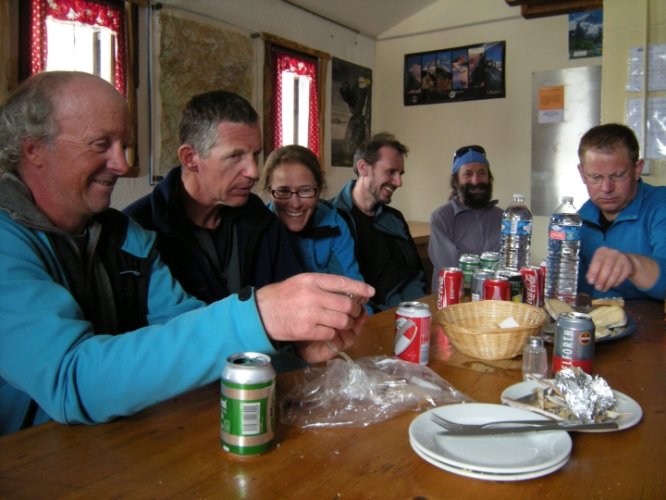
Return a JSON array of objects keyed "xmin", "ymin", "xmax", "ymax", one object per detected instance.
[{"xmin": 1, "ymin": 296, "xmax": 664, "ymax": 499}]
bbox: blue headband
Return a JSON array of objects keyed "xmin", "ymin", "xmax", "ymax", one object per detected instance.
[{"xmin": 452, "ymin": 150, "xmax": 489, "ymax": 174}]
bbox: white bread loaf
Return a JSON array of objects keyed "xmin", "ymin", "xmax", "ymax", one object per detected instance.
[
  {"xmin": 591, "ymin": 297, "xmax": 625, "ymax": 308},
  {"xmin": 588, "ymin": 305, "xmax": 627, "ymax": 330},
  {"xmin": 544, "ymin": 298, "xmax": 576, "ymax": 321}
]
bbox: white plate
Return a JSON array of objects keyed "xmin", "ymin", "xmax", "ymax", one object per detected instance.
[
  {"xmin": 408, "ymin": 403, "xmax": 572, "ymax": 474},
  {"xmin": 410, "ymin": 436, "xmax": 570, "ymax": 481},
  {"xmin": 501, "ymin": 380, "xmax": 643, "ymax": 432}
]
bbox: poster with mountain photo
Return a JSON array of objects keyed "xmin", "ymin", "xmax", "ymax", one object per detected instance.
[
  {"xmin": 569, "ymin": 9, "xmax": 603, "ymax": 59},
  {"xmin": 331, "ymin": 58, "xmax": 372, "ymax": 167}
]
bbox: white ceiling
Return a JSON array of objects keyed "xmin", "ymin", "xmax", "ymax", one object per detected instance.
[{"xmin": 282, "ymin": 0, "xmax": 441, "ymax": 38}]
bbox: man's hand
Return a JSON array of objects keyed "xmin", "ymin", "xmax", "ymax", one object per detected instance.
[
  {"xmin": 255, "ymin": 273, "xmax": 375, "ymax": 362},
  {"xmin": 294, "ymin": 312, "xmax": 369, "ymax": 364},
  {"xmin": 586, "ymin": 246, "xmax": 659, "ymax": 292}
]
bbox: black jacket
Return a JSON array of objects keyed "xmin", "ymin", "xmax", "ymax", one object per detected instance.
[{"xmin": 124, "ymin": 167, "xmax": 303, "ymax": 304}]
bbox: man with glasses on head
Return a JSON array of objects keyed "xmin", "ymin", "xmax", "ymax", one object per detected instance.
[
  {"xmin": 125, "ymin": 90, "xmax": 304, "ymax": 304},
  {"xmin": 577, "ymin": 123, "xmax": 666, "ymax": 300},
  {"xmin": 428, "ymin": 145, "xmax": 503, "ymax": 292},
  {"xmin": 331, "ymin": 132, "xmax": 427, "ymax": 312}
]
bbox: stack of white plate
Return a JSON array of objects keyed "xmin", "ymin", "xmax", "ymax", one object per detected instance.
[{"xmin": 408, "ymin": 403, "xmax": 572, "ymax": 481}]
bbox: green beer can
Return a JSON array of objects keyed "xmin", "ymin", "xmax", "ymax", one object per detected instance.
[
  {"xmin": 221, "ymin": 352, "xmax": 276, "ymax": 456},
  {"xmin": 480, "ymin": 251, "xmax": 500, "ymax": 271},
  {"xmin": 459, "ymin": 253, "xmax": 480, "ymax": 290}
]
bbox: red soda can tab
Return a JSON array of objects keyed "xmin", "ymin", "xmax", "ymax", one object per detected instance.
[
  {"xmin": 483, "ymin": 277, "xmax": 511, "ymax": 301},
  {"xmin": 552, "ymin": 311, "xmax": 595, "ymax": 375},
  {"xmin": 394, "ymin": 301, "xmax": 431, "ymax": 365},
  {"xmin": 520, "ymin": 266, "xmax": 543, "ymax": 307},
  {"xmin": 437, "ymin": 267, "xmax": 463, "ymax": 309}
]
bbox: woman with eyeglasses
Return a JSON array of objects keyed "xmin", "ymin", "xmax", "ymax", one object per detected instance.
[{"xmin": 260, "ymin": 145, "xmax": 368, "ymax": 296}]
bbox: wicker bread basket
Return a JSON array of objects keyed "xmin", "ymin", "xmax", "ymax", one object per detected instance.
[{"xmin": 435, "ymin": 300, "xmax": 548, "ymax": 360}]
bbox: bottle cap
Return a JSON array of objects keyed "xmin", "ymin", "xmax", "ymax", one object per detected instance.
[{"xmin": 527, "ymin": 336, "xmax": 544, "ymax": 348}]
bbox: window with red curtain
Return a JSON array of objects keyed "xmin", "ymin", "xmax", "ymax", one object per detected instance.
[
  {"xmin": 28, "ymin": 0, "xmax": 127, "ymax": 96},
  {"xmin": 270, "ymin": 48, "xmax": 320, "ymax": 155}
]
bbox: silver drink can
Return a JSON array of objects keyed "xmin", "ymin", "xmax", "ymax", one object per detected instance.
[
  {"xmin": 553, "ymin": 312, "xmax": 595, "ymax": 375},
  {"xmin": 221, "ymin": 352, "xmax": 276, "ymax": 456},
  {"xmin": 471, "ymin": 269, "xmax": 494, "ymax": 302}
]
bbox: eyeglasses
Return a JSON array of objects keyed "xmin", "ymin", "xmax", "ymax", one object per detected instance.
[
  {"xmin": 453, "ymin": 145, "xmax": 486, "ymax": 161},
  {"xmin": 269, "ymin": 187, "xmax": 318, "ymax": 199},
  {"xmin": 582, "ymin": 170, "xmax": 632, "ymax": 185}
]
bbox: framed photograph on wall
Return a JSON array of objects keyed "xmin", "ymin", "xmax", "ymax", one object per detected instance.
[
  {"xmin": 331, "ymin": 58, "xmax": 372, "ymax": 167},
  {"xmin": 569, "ymin": 9, "xmax": 603, "ymax": 59},
  {"xmin": 404, "ymin": 41, "xmax": 505, "ymax": 106}
]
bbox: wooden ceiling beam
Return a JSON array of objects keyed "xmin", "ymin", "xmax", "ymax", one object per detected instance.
[{"xmin": 505, "ymin": 0, "xmax": 602, "ymax": 19}]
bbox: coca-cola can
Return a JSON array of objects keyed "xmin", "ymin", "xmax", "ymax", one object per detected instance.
[
  {"xmin": 552, "ymin": 311, "xmax": 595, "ymax": 375},
  {"xmin": 394, "ymin": 301, "xmax": 431, "ymax": 365},
  {"xmin": 437, "ymin": 267, "xmax": 463, "ymax": 309},
  {"xmin": 483, "ymin": 276, "xmax": 511, "ymax": 301},
  {"xmin": 540, "ymin": 260, "xmax": 548, "ymax": 292},
  {"xmin": 520, "ymin": 266, "xmax": 544, "ymax": 307},
  {"xmin": 471, "ymin": 269, "xmax": 494, "ymax": 302},
  {"xmin": 496, "ymin": 269, "xmax": 523, "ymax": 302}
]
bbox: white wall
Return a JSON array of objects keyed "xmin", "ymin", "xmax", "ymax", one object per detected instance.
[
  {"xmin": 112, "ymin": 0, "xmax": 376, "ymax": 208},
  {"xmin": 374, "ymin": 4, "xmax": 600, "ymax": 264},
  {"xmin": 112, "ymin": 0, "xmax": 601, "ymax": 265}
]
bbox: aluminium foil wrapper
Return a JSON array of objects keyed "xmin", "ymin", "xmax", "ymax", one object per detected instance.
[{"xmin": 554, "ymin": 367, "xmax": 616, "ymax": 422}]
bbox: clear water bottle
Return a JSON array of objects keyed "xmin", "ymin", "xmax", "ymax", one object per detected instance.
[
  {"xmin": 522, "ymin": 336, "xmax": 548, "ymax": 380},
  {"xmin": 545, "ymin": 196, "xmax": 582, "ymax": 305},
  {"xmin": 499, "ymin": 193, "xmax": 533, "ymax": 271}
]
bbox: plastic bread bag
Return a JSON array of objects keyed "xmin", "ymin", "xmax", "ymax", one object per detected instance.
[{"xmin": 280, "ymin": 355, "xmax": 472, "ymax": 428}]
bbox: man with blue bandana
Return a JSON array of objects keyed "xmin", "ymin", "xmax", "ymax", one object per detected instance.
[{"xmin": 428, "ymin": 145, "xmax": 503, "ymax": 292}]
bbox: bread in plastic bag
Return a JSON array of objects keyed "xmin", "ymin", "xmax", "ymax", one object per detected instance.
[{"xmin": 280, "ymin": 355, "xmax": 472, "ymax": 428}]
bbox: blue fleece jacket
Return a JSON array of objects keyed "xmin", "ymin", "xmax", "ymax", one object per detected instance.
[
  {"xmin": 578, "ymin": 181, "xmax": 666, "ymax": 300},
  {"xmin": 0, "ymin": 173, "xmax": 273, "ymax": 435},
  {"xmin": 267, "ymin": 200, "xmax": 364, "ymax": 278}
]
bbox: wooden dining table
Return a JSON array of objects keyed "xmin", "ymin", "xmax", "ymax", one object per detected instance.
[{"xmin": 1, "ymin": 296, "xmax": 664, "ymax": 499}]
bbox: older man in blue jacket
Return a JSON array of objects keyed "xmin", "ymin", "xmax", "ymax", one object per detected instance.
[{"xmin": 0, "ymin": 72, "xmax": 373, "ymax": 435}]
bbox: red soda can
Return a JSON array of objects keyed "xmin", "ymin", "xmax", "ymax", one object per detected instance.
[
  {"xmin": 496, "ymin": 269, "xmax": 523, "ymax": 302},
  {"xmin": 483, "ymin": 276, "xmax": 511, "ymax": 301},
  {"xmin": 520, "ymin": 266, "xmax": 544, "ymax": 307},
  {"xmin": 540, "ymin": 260, "xmax": 548, "ymax": 292},
  {"xmin": 552, "ymin": 311, "xmax": 595, "ymax": 374},
  {"xmin": 437, "ymin": 267, "xmax": 463, "ymax": 309},
  {"xmin": 394, "ymin": 301, "xmax": 431, "ymax": 365}
]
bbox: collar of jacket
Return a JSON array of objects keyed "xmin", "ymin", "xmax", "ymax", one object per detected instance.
[{"xmin": 451, "ymin": 196, "xmax": 499, "ymax": 216}]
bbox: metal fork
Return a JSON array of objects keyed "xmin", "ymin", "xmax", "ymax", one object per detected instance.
[{"xmin": 430, "ymin": 412, "xmax": 562, "ymax": 432}]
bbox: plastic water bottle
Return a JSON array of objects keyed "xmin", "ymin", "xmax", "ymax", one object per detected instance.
[
  {"xmin": 545, "ymin": 196, "xmax": 582, "ymax": 305},
  {"xmin": 522, "ymin": 336, "xmax": 548, "ymax": 380},
  {"xmin": 499, "ymin": 193, "xmax": 533, "ymax": 271}
]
